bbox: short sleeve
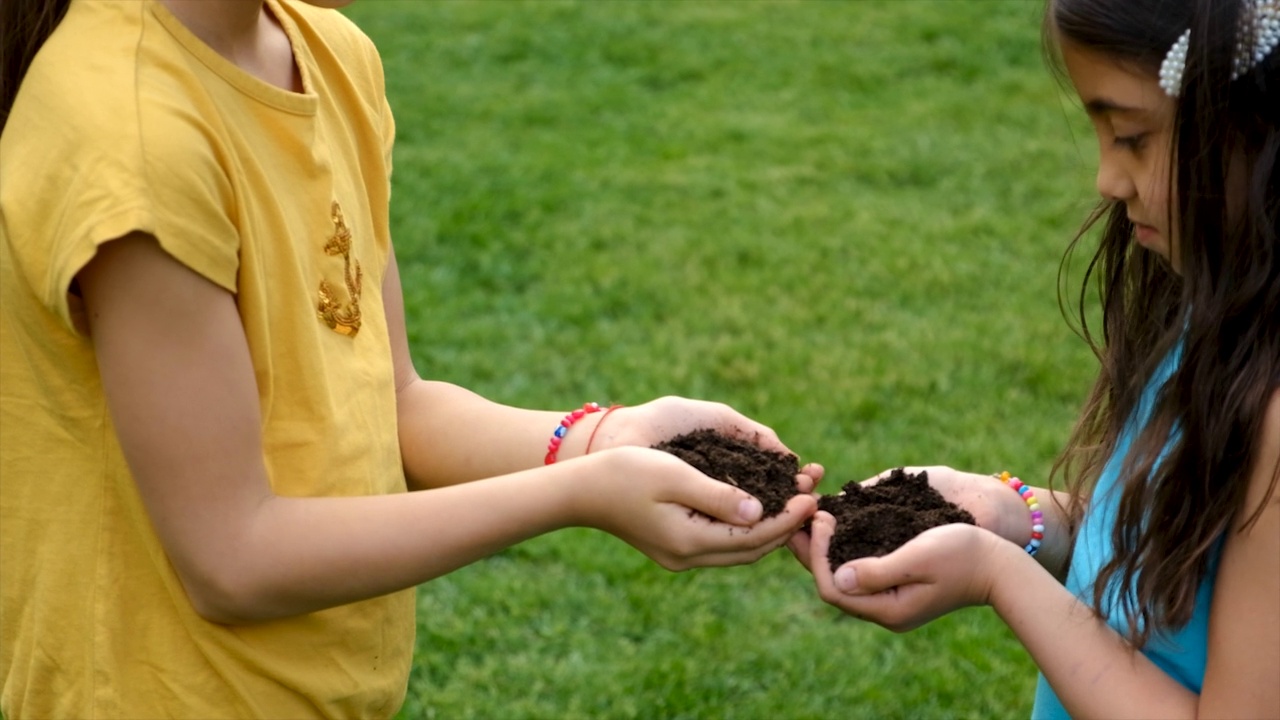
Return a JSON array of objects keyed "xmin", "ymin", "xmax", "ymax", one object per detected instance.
[
  {"xmin": 381, "ymin": 96, "xmax": 396, "ymax": 181},
  {"xmin": 0, "ymin": 1, "xmax": 240, "ymax": 335},
  {"xmin": 137, "ymin": 102, "xmax": 241, "ymax": 295}
]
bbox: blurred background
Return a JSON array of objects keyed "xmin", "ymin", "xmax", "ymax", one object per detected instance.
[{"xmin": 341, "ymin": 1, "xmax": 1102, "ymax": 717}]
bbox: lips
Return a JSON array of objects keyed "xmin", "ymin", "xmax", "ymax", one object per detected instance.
[
  {"xmin": 1133, "ymin": 223, "xmax": 1159, "ymax": 245},
  {"xmin": 1129, "ymin": 216, "xmax": 1157, "ymax": 233}
]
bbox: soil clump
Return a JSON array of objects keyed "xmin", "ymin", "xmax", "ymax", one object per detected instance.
[
  {"xmin": 817, "ymin": 468, "xmax": 974, "ymax": 569},
  {"xmin": 651, "ymin": 429, "xmax": 800, "ymax": 519}
]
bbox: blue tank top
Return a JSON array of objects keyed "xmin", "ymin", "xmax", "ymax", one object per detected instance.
[{"xmin": 1032, "ymin": 347, "xmax": 1220, "ymax": 719}]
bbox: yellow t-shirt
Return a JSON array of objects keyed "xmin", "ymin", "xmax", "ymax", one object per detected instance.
[{"xmin": 0, "ymin": 0, "xmax": 414, "ymax": 716}]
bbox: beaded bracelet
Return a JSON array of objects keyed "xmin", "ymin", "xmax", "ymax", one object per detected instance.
[
  {"xmin": 544, "ymin": 402, "xmax": 603, "ymax": 465},
  {"xmin": 997, "ymin": 471, "xmax": 1044, "ymax": 556}
]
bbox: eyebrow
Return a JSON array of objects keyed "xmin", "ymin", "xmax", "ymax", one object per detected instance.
[{"xmin": 1084, "ymin": 97, "xmax": 1144, "ymax": 115}]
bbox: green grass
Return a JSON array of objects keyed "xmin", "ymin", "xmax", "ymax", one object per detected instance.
[{"xmin": 341, "ymin": 1, "xmax": 1103, "ymax": 717}]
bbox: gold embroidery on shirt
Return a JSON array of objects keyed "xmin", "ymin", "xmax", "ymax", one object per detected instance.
[{"xmin": 317, "ymin": 201, "xmax": 363, "ymax": 337}]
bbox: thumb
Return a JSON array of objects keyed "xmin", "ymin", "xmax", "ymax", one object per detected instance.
[
  {"xmin": 834, "ymin": 557, "xmax": 899, "ymax": 596},
  {"xmin": 677, "ymin": 476, "xmax": 764, "ymax": 526}
]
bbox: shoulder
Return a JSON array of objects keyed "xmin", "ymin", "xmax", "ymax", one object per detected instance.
[
  {"xmin": 1260, "ymin": 389, "xmax": 1280, "ymax": 446},
  {"xmin": 2, "ymin": 0, "xmax": 232, "ymax": 187},
  {"xmin": 277, "ymin": 1, "xmax": 394, "ymax": 154},
  {"xmin": 1, "ymin": 1, "xmax": 153, "ymax": 297},
  {"xmin": 1200, "ymin": 387, "xmax": 1280, "ymax": 719},
  {"xmin": 1, "ymin": 1, "xmax": 242, "ymax": 317},
  {"xmin": 280, "ymin": 1, "xmax": 386, "ymax": 85},
  {"xmin": 285, "ymin": 0, "xmax": 377, "ymax": 43},
  {"xmin": 1244, "ymin": 388, "xmax": 1280, "ymax": 518},
  {"xmin": 3, "ymin": 1, "xmax": 148, "ymax": 164}
]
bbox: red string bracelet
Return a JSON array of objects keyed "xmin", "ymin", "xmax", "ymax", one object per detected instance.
[
  {"xmin": 997, "ymin": 471, "xmax": 1044, "ymax": 556},
  {"xmin": 544, "ymin": 402, "xmax": 602, "ymax": 465},
  {"xmin": 584, "ymin": 404, "xmax": 624, "ymax": 455}
]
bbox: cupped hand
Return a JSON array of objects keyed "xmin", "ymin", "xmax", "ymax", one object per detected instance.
[
  {"xmin": 586, "ymin": 396, "xmax": 823, "ymax": 493},
  {"xmin": 865, "ymin": 466, "xmax": 1028, "ymax": 545},
  {"xmin": 799, "ymin": 511, "xmax": 1015, "ymax": 632},
  {"xmin": 575, "ymin": 446, "xmax": 819, "ymax": 570}
]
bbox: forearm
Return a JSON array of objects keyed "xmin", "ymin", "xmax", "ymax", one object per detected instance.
[
  {"xmin": 396, "ymin": 380, "xmax": 603, "ymax": 489},
  {"xmin": 990, "ymin": 547, "xmax": 1196, "ymax": 719},
  {"xmin": 193, "ymin": 460, "xmax": 587, "ymax": 623}
]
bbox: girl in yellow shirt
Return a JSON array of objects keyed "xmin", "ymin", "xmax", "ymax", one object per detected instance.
[{"xmin": 0, "ymin": 0, "xmax": 821, "ymax": 716}]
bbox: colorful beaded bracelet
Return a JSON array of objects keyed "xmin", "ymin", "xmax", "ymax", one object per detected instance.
[
  {"xmin": 997, "ymin": 471, "xmax": 1044, "ymax": 556},
  {"xmin": 544, "ymin": 402, "xmax": 603, "ymax": 465}
]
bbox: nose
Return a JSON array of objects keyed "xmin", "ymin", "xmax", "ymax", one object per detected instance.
[{"xmin": 1096, "ymin": 152, "xmax": 1135, "ymax": 203}]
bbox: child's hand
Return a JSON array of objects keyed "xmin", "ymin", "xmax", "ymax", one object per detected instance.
[
  {"xmin": 798, "ymin": 511, "xmax": 1017, "ymax": 632},
  {"xmin": 583, "ymin": 396, "xmax": 823, "ymax": 493},
  {"xmin": 786, "ymin": 465, "xmax": 993, "ymax": 569},
  {"xmin": 832, "ymin": 466, "xmax": 1030, "ymax": 546},
  {"xmin": 573, "ymin": 446, "xmax": 818, "ymax": 570}
]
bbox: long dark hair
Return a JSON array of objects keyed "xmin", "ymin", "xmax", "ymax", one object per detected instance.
[
  {"xmin": 0, "ymin": 0, "xmax": 71, "ymax": 133},
  {"xmin": 1044, "ymin": 0, "xmax": 1280, "ymax": 647}
]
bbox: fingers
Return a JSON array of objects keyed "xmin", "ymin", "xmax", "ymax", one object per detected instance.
[
  {"xmin": 719, "ymin": 418, "xmax": 789, "ymax": 455},
  {"xmin": 831, "ymin": 556, "xmax": 899, "ymax": 596},
  {"xmin": 797, "ymin": 463, "xmax": 824, "ymax": 493},
  {"xmin": 639, "ymin": 397, "xmax": 816, "ymax": 476},
  {"xmin": 827, "ymin": 585, "xmax": 923, "ymax": 632},
  {"xmin": 779, "ymin": 492, "xmax": 818, "ymax": 527},
  {"xmin": 809, "ymin": 514, "xmax": 892, "ymax": 599},
  {"xmin": 668, "ymin": 493, "xmax": 818, "ymax": 567},
  {"xmin": 674, "ymin": 475, "xmax": 766, "ymax": 526},
  {"xmin": 807, "ymin": 514, "xmax": 912, "ymax": 625},
  {"xmin": 682, "ymin": 529, "xmax": 798, "ymax": 568},
  {"xmin": 827, "ymin": 533, "xmax": 937, "ymax": 597},
  {"xmin": 682, "ymin": 400, "xmax": 788, "ymax": 455},
  {"xmin": 835, "ymin": 525, "xmax": 973, "ymax": 595},
  {"xmin": 808, "ymin": 511, "xmax": 839, "ymax": 594},
  {"xmin": 786, "ymin": 529, "xmax": 813, "ymax": 569}
]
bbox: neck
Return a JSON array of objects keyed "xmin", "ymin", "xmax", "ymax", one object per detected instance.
[
  {"xmin": 159, "ymin": 0, "xmax": 300, "ymax": 92},
  {"xmin": 161, "ymin": 0, "xmax": 265, "ymax": 50}
]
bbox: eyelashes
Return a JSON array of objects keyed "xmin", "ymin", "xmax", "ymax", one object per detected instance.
[{"xmin": 1113, "ymin": 132, "xmax": 1149, "ymax": 152}]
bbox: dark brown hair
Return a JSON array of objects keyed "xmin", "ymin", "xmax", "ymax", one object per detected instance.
[
  {"xmin": 0, "ymin": 0, "xmax": 71, "ymax": 133},
  {"xmin": 1045, "ymin": 0, "xmax": 1280, "ymax": 646}
]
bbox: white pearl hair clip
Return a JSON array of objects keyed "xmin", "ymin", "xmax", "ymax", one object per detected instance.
[{"xmin": 1158, "ymin": 0, "xmax": 1280, "ymax": 96}]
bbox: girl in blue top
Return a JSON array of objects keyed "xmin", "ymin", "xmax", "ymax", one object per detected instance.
[{"xmin": 791, "ymin": 0, "xmax": 1280, "ymax": 717}]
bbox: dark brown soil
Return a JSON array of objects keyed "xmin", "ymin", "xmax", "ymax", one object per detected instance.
[
  {"xmin": 651, "ymin": 429, "xmax": 800, "ymax": 518},
  {"xmin": 817, "ymin": 468, "xmax": 974, "ymax": 570}
]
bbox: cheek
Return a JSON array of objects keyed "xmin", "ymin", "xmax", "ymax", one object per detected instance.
[{"xmin": 1146, "ymin": 179, "xmax": 1171, "ymax": 217}]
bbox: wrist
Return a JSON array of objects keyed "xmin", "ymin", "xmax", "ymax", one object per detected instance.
[
  {"xmin": 993, "ymin": 471, "xmax": 1043, "ymax": 556},
  {"xmin": 582, "ymin": 403, "xmax": 624, "ymax": 456},
  {"xmin": 983, "ymin": 533, "xmax": 1036, "ymax": 612},
  {"xmin": 561, "ymin": 445, "xmax": 640, "ymax": 529},
  {"xmin": 543, "ymin": 402, "xmax": 604, "ymax": 465},
  {"xmin": 555, "ymin": 413, "xmax": 603, "ymax": 462}
]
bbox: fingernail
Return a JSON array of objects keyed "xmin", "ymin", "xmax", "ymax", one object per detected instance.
[
  {"xmin": 738, "ymin": 498, "xmax": 763, "ymax": 523},
  {"xmin": 834, "ymin": 566, "xmax": 858, "ymax": 593}
]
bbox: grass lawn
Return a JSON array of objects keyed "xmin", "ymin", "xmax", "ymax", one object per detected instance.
[{"xmin": 341, "ymin": 1, "xmax": 1103, "ymax": 717}]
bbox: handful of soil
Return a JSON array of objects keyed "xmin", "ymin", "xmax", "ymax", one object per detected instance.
[
  {"xmin": 817, "ymin": 468, "xmax": 974, "ymax": 570},
  {"xmin": 651, "ymin": 428, "xmax": 801, "ymax": 519}
]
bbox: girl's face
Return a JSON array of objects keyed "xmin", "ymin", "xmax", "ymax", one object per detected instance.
[{"xmin": 1060, "ymin": 39, "xmax": 1180, "ymax": 270}]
